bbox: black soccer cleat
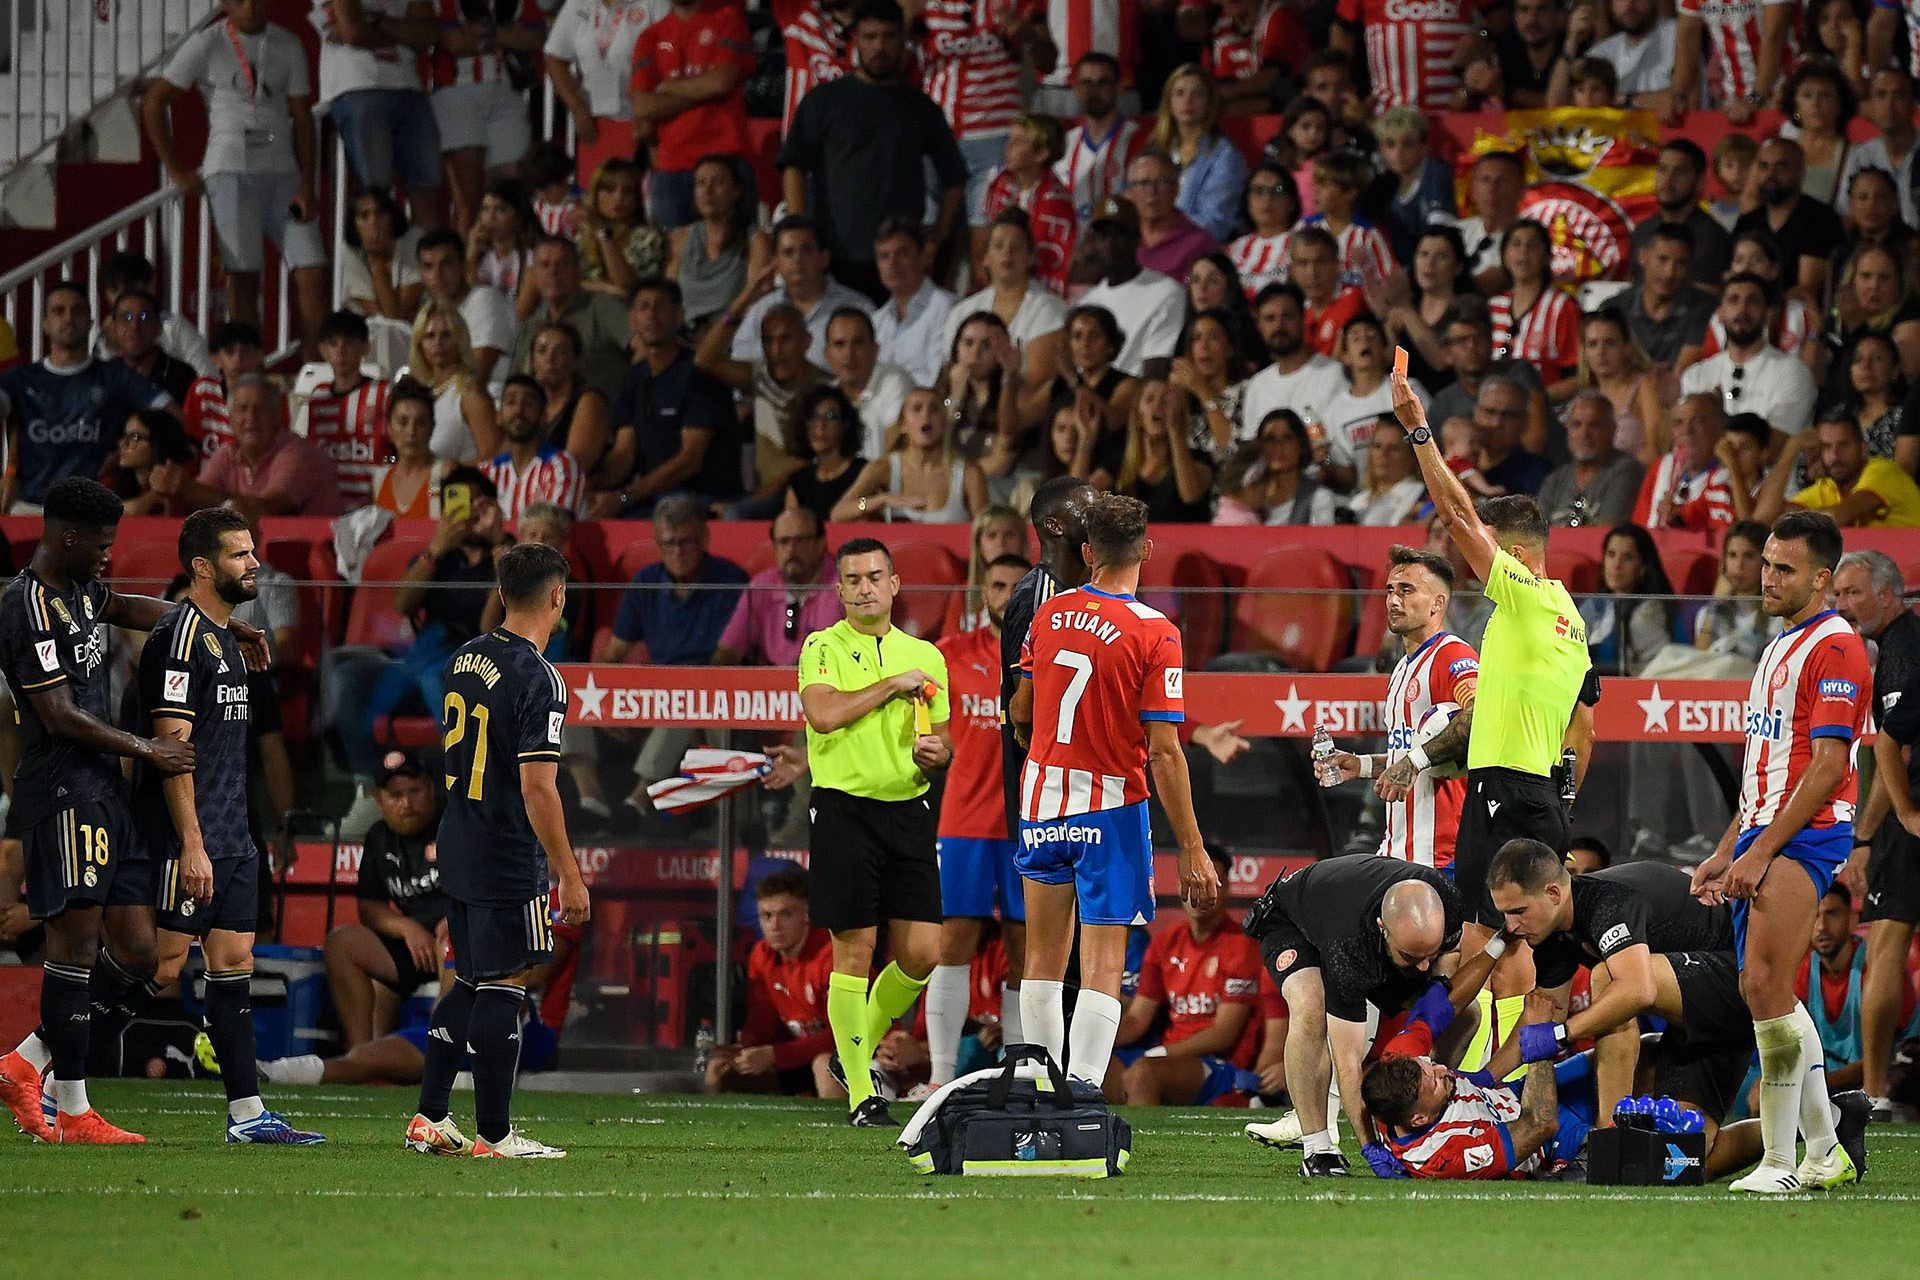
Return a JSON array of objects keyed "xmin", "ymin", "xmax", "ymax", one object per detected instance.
[
  {"xmin": 1833, "ymin": 1089, "xmax": 1872, "ymax": 1180},
  {"xmin": 1300, "ymin": 1151, "xmax": 1351, "ymax": 1178},
  {"xmin": 847, "ymin": 1097, "xmax": 899, "ymax": 1128},
  {"xmin": 826, "ymin": 1053, "xmax": 895, "ymax": 1101}
]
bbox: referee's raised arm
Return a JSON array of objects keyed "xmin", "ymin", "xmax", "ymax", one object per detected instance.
[{"xmin": 1391, "ymin": 369, "xmax": 1500, "ymax": 585}]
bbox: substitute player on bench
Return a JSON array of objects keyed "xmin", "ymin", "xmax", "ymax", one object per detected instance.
[
  {"xmin": 1691, "ymin": 511, "xmax": 1872, "ymax": 1193},
  {"xmin": 405, "ymin": 542, "xmax": 591, "ymax": 1158},
  {"xmin": 1008, "ymin": 492, "xmax": 1216, "ymax": 1087}
]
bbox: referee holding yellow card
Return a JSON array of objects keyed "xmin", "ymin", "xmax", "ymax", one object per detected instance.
[{"xmin": 799, "ymin": 537, "xmax": 953, "ymax": 1128}]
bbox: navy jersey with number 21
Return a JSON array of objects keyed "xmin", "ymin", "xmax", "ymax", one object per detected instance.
[{"xmin": 436, "ymin": 627, "xmax": 569, "ymax": 906}]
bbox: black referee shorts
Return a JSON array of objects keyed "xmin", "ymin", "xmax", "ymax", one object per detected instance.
[
  {"xmin": 808, "ymin": 787, "xmax": 941, "ymax": 932},
  {"xmin": 1657, "ymin": 950, "xmax": 1755, "ymax": 1123},
  {"xmin": 1454, "ymin": 767, "xmax": 1569, "ymax": 927},
  {"xmin": 1863, "ymin": 822, "xmax": 1920, "ymax": 925}
]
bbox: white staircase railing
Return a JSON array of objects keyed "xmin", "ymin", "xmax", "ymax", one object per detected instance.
[{"xmin": 2, "ymin": 0, "xmax": 218, "ymax": 169}]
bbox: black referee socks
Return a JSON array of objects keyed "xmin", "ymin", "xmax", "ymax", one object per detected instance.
[
  {"xmin": 416, "ymin": 979, "xmax": 477, "ymax": 1125},
  {"xmin": 469, "ymin": 984, "xmax": 527, "ymax": 1145},
  {"xmin": 204, "ymin": 969, "xmax": 260, "ymax": 1105}
]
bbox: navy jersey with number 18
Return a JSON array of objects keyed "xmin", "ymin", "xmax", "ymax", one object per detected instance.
[{"xmin": 436, "ymin": 627, "xmax": 570, "ymax": 906}]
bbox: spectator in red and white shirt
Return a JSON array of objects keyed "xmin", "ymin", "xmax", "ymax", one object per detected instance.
[
  {"xmin": 429, "ymin": 0, "xmax": 548, "ymax": 235},
  {"xmin": 1196, "ymin": 0, "xmax": 1307, "ymax": 115},
  {"xmin": 770, "ymin": 0, "xmax": 855, "ymax": 134},
  {"xmin": 1288, "ymin": 227, "xmax": 1368, "ymax": 358},
  {"xmin": 304, "ymin": 308, "xmax": 392, "ymax": 508},
  {"xmin": 1300, "ymin": 150, "xmax": 1393, "ymax": 293},
  {"xmin": 485, "ymin": 376, "xmax": 588, "ymax": 519},
  {"xmin": 707, "ymin": 868, "xmax": 838, "ymax": 1095},
  {"xmin": 1669, "ymin": 0, "xmax": 1796, "ymax": 126},
  {"xmin": 982, "ymin": 114, "xmax": 1077, "ymax": 295},
  {"xmin": 1634, "ymin": 391, "xmax": 1739, "ymax": 530},
  {"xmin": 1054, "ymin": 50, "xmax": 1149, "ymax": 223},
  {"xmin": 1109, "ymin": 847, "xmax": 1264, "ymax": 1106},
  {"xmin": 1031, "ymin": 0, "xmax": 1138, "ymax": 117},
  {"xmin": 184, "ymin": 320, "xmax": 265, "ymax": 465},
  {"xmin": 630, "ymin": 0, "xmax": 756, "ymax": 231},
  {"xmin": 918, "ymin": 0, "xmax": 1049, "ymax": 233},
  {"xmin": 1488, "ymin": 220, "xmax": 1581, "ymax": 389},
  {"xmin": 1332, "ymin": 0, "xmax": 1482, "ymax": 112},
  {"xmin": 1227, "ymin": 163, "xmax": 1300, "ymax": 299}
]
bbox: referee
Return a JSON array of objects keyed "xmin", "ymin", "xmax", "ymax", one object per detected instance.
[
  {"xmin": 1390, "ymin": 370, "xmax": 1597, "ymax": 1015},
  {"xmin": 799, "ymin": 537, "xmax": 952, "ymax": 1128}
]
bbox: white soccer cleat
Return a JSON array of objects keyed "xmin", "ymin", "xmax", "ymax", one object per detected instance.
[
  {"xmin": 405, "ymin": 1112, "xmax": 476, "ymax": 1156},
  {"xmin": 1244, "ymin": 1109, "xmax": 1305, "ymax": 1148},
  {"xmin": 1730, "ymin": 1166, "xmax": 1804, "ymax": 1195},
  {"xmin": 472, "ymin": 1128, "xmax": 566, "ymax": 1159},
  {"xmin": 1796, "ymin": 1147, "xmax": 1860, "ymax": 1190}
]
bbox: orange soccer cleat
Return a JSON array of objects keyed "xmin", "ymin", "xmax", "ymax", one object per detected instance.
[
  {"xmin": 0, "ymin": 1050, "xmax": 54, "ymax": 1142},
  {"xmin": 53, "ymin": 1109, "xmax": 147, "ymax": 1145}
]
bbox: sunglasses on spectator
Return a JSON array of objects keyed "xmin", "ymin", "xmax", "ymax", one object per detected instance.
[{"xmin": 1727, "ymin": 365, "xmax": 1745, "ymax": 401}]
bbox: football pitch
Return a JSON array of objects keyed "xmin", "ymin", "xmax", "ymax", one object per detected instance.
[{"xmin": 4, "ymin": 1082, "xmax": 1917, "ymax": 1280}]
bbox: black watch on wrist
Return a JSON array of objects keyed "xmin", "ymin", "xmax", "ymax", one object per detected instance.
[{"xmin": 1408, "ymin": 425, "xmax": 1434, "ymax": 447}]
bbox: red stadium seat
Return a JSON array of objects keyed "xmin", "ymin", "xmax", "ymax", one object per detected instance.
[
  {"xmin": 1546, "ymin": 548, "xmax": 1599, "ymax": 595},
  {"xmin": 1231, "ymin": 548, "xmax": 1354, "ymax": 672},
  {"xmin": 108, "ymin": 540, "xmax": 183, "ymax": 594},
  {"xmin": 888, "ymin": 543, "xmax": 965, "ymax": 640},
  {"xmin": 615, "ymin": 539, "xmax": 659, "ymax": 585},
  {"xmin": 1661, "ymin": 549, "xmax": 1718, "ymax": 598},
  {"xmin": 343, "ymin": 538, "xmax": 429, "ymax": 652},
  {"xmin": 1139, "ymin": 549, "xmax": 1227, "ymax": 670}
]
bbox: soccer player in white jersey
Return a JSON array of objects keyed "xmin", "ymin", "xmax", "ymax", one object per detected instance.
[
  {"xmin": 1327, "ymin": 545, "xmax": 1478, "ymax": 870},
  {"xmin": 1691, "ymin": 510, "xmax": 1873, "ymax": 1192}
]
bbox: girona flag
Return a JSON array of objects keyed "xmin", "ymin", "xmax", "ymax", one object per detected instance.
[{"xmin": 1456, "ymin": 107, "xmax": 1662, "ymax": 283}]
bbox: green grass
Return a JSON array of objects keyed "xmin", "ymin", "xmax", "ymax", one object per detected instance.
[{"xmin": 4, "ymin": 1082, "xmax": 1917, "ymax": 1280}]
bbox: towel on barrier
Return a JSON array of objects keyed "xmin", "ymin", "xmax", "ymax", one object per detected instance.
[{"xmin": 646, "ymin": 748, "xmax": 773, "ymax": 814}]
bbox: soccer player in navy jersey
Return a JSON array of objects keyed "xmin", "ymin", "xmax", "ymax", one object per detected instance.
[{"xmin": 406, "ymin": 542, "xmax": 591, "ymax": 1159}]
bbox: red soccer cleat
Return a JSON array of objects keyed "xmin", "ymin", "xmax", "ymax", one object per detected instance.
[
  {"xmin": 53, "ymin": 1109, "xmax": 147, "ymax": 1144},
  {"xmin": 0, "ymin": 1050, "xmax": 53, "ymax": 1142}
]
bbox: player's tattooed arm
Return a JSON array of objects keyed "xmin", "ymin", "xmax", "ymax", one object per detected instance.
[
  {"xmin": 1508, "ymin": 1058, "xmax": 1561, "ymax": 1166},
  {"xmin": 1377, "ymin": 707, "xmax": 1473, "ymax": 801}
]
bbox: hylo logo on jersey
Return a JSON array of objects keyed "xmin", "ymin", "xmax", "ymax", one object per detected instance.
[
  {"xmin": 33, "ymin": 639, "xmax": 58, "ymax": 673},
  {"xmin": 548, "ymin": 710, "xmax": 565, "ymax": 744},
  {"xmin": 1818, "ymin": 679, "xmax": 1858, "ymax": 701},
  {"xmin": 164, "ymin": 670, "xmax": 190, "ymax": 703},
  {"xmin": 1448, "ymin": 658, "xmax": 1478, "ymax": 677},
  {"xmin": 1165, "ymin": 668, "xmax": 1183, "ymax": 699},
  {"xmin": 1597, "ymin": 924, "xmax": 1630, "ymax": 953}
]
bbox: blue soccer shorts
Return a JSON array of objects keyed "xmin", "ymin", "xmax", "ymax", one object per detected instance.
[
  {"xmin": 1016, "ymin": 801, "xmax": 1154, "ymax": 927},
  {"xmin": 1731, "ymin": 823, "xmax": 1850, "ymax": 964},
  {"xmin": 937, "ymin": 836, "xmax": 1026, "ymax": 921}
]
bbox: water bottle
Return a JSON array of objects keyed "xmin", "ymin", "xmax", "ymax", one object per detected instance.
[
  {"xmin": 1559, "ymin": 746, "xmax": 1578, "ymax": 812},
  {"xmin": 1677, "ymin": 1108, "xmax": 1705, "ymax": 1134},
  {"xmin": 693, "ymin": 1018, "xmax": 716, "ymax": 1074},
  {"xmin": 1311, "ymin": 723, "xmax": 1338, "ymax": 788},
  {"xmin": 1652, "ymin": 1097, "xmax": 1683, "ymax": 1134}
]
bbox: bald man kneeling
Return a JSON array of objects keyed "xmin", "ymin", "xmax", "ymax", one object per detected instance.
[{"xmin": 1240, "ymin": 855, "xmax": 1470, "ymax": 1177}]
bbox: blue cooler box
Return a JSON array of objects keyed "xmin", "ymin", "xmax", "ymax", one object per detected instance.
[{"xmin": 182, "ymin": 945, "xmax": 333, "ymax": 1060}]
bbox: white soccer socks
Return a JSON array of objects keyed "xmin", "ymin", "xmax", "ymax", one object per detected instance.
[
  {"xmin": 1020, "ymin": 979, "xmax": 1066, "ymax": 1069},
  {"xmin": 1066, "ymin": 990, "xmax": 1122, "ymax": 1088},
  {"xmin": 924, "ymin": 964, "xmax": 972, "ymax": 1085}
]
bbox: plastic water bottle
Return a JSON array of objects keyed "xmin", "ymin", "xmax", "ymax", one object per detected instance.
[
  {"xmin": 1652, "ymin": 1097, "xmax": 1683, "ymax": 1133},
  {"xmin": 1677, "ymin": 1108, "xmax": 1705, "ymax": 1134},
  {"xmin": 693, "ymin": 1019, "xmax": 716, "ymax": 1074},
  {"xmin": 1559, "ymin": 746, "xmax": 1579, "ymax": 812},
  {"xmin": 1312, "ymin": 723, "xmax": 1338, "ymax": 788}
]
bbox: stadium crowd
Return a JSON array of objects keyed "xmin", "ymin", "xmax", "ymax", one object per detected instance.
[{"xmin": 12, "ymin": 0, "xmax": 1920, "ymax": 1142}]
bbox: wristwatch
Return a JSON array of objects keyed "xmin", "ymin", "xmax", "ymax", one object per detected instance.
[{"xmin": 1408, "ymin": 425, "xmax": 1434, "ymax": 447}]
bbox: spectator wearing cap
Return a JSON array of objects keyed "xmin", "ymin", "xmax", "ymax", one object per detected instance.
[
  {"xmin": 158, "ymin": 373, "xmax": 342, "ymax": 517},
  {"xmin": 1630, "ymin": 140, "xmax": 1732, "ymax": 291},
  {"xmin": 778, "ymin": 0, "xmax": 968, "ymax": 302},
  {"xmin": 872, "ymin": 218, "xmax": 956, "ymax": 389},
  {"xmin": 1127, "ymin": 151, "xmax": 1218, "ymax": 284},
  {"xmin": 510, "ymin": 235, "xmax": 633, "ymax": 399},
  {"xmin": 1069, "ymin": 202, "xmax": 1186, "ymax": 378},
  {"xmin": 1538, "ymin": 391, "xmax": 1645, "ymax": 527},
  {"xmin": 324, "ymin": 751, "xmax": 446, "ymax": 1049},
  {"xmin": 142, "ymin": 0, "xmax": 329, "ymax": 360},
  {"xmin": 723, "ymin": 216, "xmax": 874, "ymax": 371}
]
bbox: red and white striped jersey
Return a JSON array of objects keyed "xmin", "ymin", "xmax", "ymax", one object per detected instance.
[
  {"xmin": 1055, "ymin": 115, "xmax": 1149, "ymax": 223},
  {"xmin": 1632, "ymin": 452, "xmax": 1737, "ymax": 530},
  {"xmin": 429, "ymin": 0, "xmax": 546, "ymax": 89},
  {"xmin": 1334, "ymin": 0, "xmax": 1478, "ymax": 112},
  {"xmin": 1737, "ymin": 610, "xmax": 1870, "ymax": 832},
  {"xmin": 984, "ymin": 168, "xmax": 1078, "ymax": 293},
  {"xmin": 1038, "ymin": 0, "xmax": 1138, "ymax": 87},
  {"xmin": 1489, "ymin": 287, "xmax": 1581, "ymax": 378},
  {"xmin": 1677, "ymin": 0, "xmax": 1797, "ymax": 104},
  {"xmin": 183, "ymin": 375, "xmax": 234, "ymax": 463},
  {"xmin": 1900, "ymin": 0, "xmax": 1920, "ymax": 80},
  {"xmin": 1303, "ymin": 214, "xmax": 1395, "ymax": 290},
  {"xmin": 1383, "ymin": 1068, "xmax": 1538, "ymax": 1179},
  {"xmin": 1379, "ymin": 631, "xmax": 1477, "ymax": 869},
  {"xmin": 303, "ymin": 378, "xmax": 391, "ymax": 507},
  {"xmin": 1227, "ymin": 230, "xmax": 1293, "ymax": 297},
  {"xmin": 1699, "ymin": 296, "xmax": 1810, "ymax": 359},
  {"xmin": 771, "ymin": 0, "xmax": 852, "ymax": 133},
  {"xmin": 921, "ymin": 0, "xmax": 1039, "ymax": 142},
  {"xmin": 534, "ymin": 195, "xmax": 581, "ymax": 240},
  {"xmin": 486, "ymin": 445, "xmax": 588, "ymax": 520},
  {"xmin": 1019, "ymin": 585, "xmax": 1185, "ymax": 821},
  {"xmin": 1203, "ymin": 2, "xmax": 1307, "ymax": 83}
]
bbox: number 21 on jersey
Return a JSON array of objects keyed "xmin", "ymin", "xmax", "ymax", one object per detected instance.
[{"xmin": 443, "ymin": 691, "xmax": 490, "ymax": 800}]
